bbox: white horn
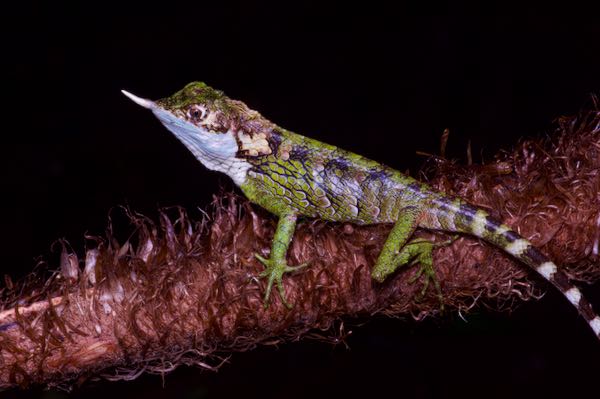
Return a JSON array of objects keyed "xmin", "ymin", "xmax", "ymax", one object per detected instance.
[{"xmin": 121, "ymin": 90, "xmax": 155, "ymax": 109}]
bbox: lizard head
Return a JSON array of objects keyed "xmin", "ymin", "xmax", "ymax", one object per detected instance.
[{"xmin": 121, "ymin": 82, "xmax": 273, "ymax": 185}]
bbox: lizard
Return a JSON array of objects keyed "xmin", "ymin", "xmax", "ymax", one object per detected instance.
[{"xmin": 121, "ymin": 81, "xmax": 600, "ymax": 340}]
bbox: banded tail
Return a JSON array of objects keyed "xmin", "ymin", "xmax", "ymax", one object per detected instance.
[{"xmin": 431, "ymin": 197, "xmax": 600, "ymax": 340}]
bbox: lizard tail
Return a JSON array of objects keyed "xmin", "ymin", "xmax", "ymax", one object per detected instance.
[{"xmin": 430, "ymin": 197, "xmax": 600, "ymax": 340}]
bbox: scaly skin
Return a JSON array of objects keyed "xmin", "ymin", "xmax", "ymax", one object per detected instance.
[{"xmin": 122, "ymin": 82, "xmax": 600, "ymax": 339}]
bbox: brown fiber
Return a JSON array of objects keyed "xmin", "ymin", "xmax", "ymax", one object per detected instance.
[{"xmin": 0, "ymin": 104, "xmax": 599, "ymax": 390}]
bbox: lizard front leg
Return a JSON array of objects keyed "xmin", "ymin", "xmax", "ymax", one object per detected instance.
[{"xmin": 255, "ymin": 212, "xmax": 308, "ymax": 308}]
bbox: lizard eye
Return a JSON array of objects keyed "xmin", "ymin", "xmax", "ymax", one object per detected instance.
[{"xmin": 189, "ymin": 107, "xmax": 204, "ymax": 121}]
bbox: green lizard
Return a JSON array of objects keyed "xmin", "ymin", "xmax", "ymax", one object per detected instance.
[{"xmin": 122, "ymin": 82, "xmax": 600, "ymax": 340}]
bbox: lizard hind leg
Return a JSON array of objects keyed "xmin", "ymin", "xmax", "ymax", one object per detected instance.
[
  {"xmin": 371, "ymin": 206, "xmax": 422, "ymax": 283},
  {"xmin": 371, "ymin": 208, "xmax": 449, "ymax": 308}
]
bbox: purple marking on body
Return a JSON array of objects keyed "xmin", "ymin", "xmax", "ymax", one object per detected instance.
[
  {"xmin": 288, "ymin": 146, "xmax": 311, "ymax": 161},
  {"xmin": 325, "ymin": 157, "xmax": 351, "ymax": 171}
]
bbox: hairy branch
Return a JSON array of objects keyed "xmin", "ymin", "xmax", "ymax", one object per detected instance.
[{"xmin": 1, "ymin": 106, "xmax": 599, "ymax": 390}]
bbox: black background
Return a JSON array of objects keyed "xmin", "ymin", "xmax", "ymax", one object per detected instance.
[{"xmin": 2, "ymin": 7, "xmax": 600, "ymax": 399}]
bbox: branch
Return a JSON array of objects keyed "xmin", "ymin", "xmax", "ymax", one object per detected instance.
[{"xmin": 1, "ymin": 105, "xmax": 599, "ymax": 390}]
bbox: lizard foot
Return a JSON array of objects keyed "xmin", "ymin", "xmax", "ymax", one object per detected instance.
[
  {"xmin": 255, "ymin": 254, "xmax": 309, "ymax": 309},
  {"xmin": 402, "ymin": 237, "xmax": 455, "ymax": 311}
]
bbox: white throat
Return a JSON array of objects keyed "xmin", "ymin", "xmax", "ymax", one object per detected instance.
[{"xmin": 152, "ymin": 108, "xmax": 251, "ymax": 186}]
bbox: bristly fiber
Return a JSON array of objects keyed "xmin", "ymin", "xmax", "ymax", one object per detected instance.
[{"xmin": 0, "ymin": 104, "xmax": 599, "ymax": 390}]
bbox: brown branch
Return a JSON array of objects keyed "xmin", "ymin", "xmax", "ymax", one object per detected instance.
[{"xmin": 1, "ymin": 105, "xmax": 599, "ymax": 390}]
